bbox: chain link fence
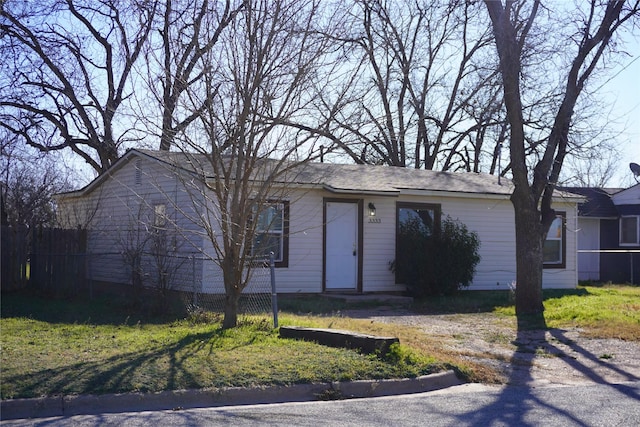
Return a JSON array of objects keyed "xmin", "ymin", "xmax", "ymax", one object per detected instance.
[
  {"xmin": 17, "ymin": 250, "xmax": 277, "ymax": 322},
  {"xmin": 181, "ymin": 256, "xmax": 276, "ymax": 319},
  {"xmin": 88, "ymin": 252, "xmax": 275, "ymax": 317},
  {"xmin": 3, "ymin": 226, "xmax": 278, "ymax": 324}
]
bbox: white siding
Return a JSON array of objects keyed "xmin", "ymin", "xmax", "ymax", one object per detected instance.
[
  {"xmin": 339, "ymin": 194, "xmax": 510, "ymax": 292},
  {"xmin": 361, "ymin": 196, "xmax": 399, "ymax": 292},
  {"xmin": 57, "ymin": 155, "xmax": 205, "ymax": 291},
  {"xmin": 288, "ymin": 192, "xmax": 578, "ymax": 293},
  {"xmin": 225, "ymin": 191, "xmax": 577, "ymax": 293},
  {"xmin": 199, "ymin": 187, "xmax": 326, "ymax": 294},
  {"xmin": 275, "ymin": 191, "xmax": 324, "ymax": 292},
  {"xmin": 58, "ymin": 155, "xmax": 580, "ymax": 294},
  {"xmin": 369, "ymin": 194, "xmax": 520, "ymax": 291},
  {"xmin": 263, "ymin": 190, "xmax": 578, "ymax": 294}
]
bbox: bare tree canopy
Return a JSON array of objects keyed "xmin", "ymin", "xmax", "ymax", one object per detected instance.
[
  {"xmin": 0, "ymin": 0, "xmax": 157, "ymax": 173},
  {"xmin": 1, "ymin": 129, "xmax": 71, "ymax": 227},
  {"xmin": 173, "ymin": 0, "xmax": 341, "ymax": 328},
  {"xmin": 3, "ymin": 0, "xmax": 635, "ymax": 180},
  {"xmin": 142, "ymin": 0, "xmax": 245, "ymax": 152},
  {"xmin": 318, "ymin": 0, "xmax": 508, "ymax": 174}
]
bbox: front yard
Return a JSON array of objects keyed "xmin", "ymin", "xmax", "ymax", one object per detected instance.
[
  {"xmin": 0, "ymin": 292, "xmax": 477, "ymax": 400},
  {"xmin": 1, "ymin": 284, "xmax": 638, "ymax": 399}
]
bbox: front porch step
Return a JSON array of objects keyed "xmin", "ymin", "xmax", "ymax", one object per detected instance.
[{"xmin": 322, "ymin": 293, "xmax": 413, "ymax": 305}]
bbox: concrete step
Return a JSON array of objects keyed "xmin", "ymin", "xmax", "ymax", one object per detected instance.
[{"xmin": 279, "ymin": 326, "xmax": 399, "ymax": 355}]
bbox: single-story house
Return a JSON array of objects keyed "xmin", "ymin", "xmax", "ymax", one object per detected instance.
[
  {"xmin": 564, "ymin": 185, "xmax": 640, "ymax": 284},
  {"xmin": 56, "ymin": 149, "xmax": 582, "ymax": 294}
]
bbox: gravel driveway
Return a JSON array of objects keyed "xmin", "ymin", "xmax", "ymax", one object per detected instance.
[{"xmin": 343, "ymin": 307, "xmax": 640, "ymax": 387}]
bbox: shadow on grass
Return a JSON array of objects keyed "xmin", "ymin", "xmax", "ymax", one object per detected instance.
[
  {"xmin": 278, "ymin": 288, "xmax": 592, "ymax": 318},
  {"xmin": 279, "ymin": 292, "xmax": 515, "ymax": 316},
  {"xmin": 413, "ymin": 288, "xmax": 589, "ymax": 315},
  {"xmin": 278, "ymin": 295, "xmax": 391, "ymax": 315},
  {"xmin": 1, "ymin": 329, "xmax": 236, "ymax": 399},
  {"xmin": 412, "ymin": 291, "xmax": 515, "ymax": 314},
  {"xmin": 0, "ymin": 290, "xmax": 183, "ymax": 326}
]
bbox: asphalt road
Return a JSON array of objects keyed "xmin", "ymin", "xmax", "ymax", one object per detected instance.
[{"xmin": 2, "ymin": 381, "xmax": 639, "ymax": 426}]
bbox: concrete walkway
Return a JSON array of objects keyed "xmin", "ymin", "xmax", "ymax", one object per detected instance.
[{"xmin": 322, "ymin": 293, "xmax": 413, "ymax": 305}]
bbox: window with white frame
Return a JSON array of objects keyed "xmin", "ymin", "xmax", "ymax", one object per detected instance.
[
  {"xmin": 543, "ymin": 213, "xmax": 565, "ymax": 268},
  {"xmin": 252, "ymin": 201, "xmax": 289, "ymax": 267},
  {"xmin": 620, "ymin": 216, "xmax": 639, "ymax": 245}
]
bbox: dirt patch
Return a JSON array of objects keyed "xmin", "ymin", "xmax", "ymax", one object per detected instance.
[{"xmin": 343, "ymin": 308, "xmax": 640, "ymax": 387}]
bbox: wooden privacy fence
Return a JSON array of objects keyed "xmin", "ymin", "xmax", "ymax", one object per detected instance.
[
  {"xmin": 1, "ymin": 226, "xmax": 29, "ymax": 290},
  {"xmin": 1, "ymin": 226, "xmax": 87, "ymax": 293}
]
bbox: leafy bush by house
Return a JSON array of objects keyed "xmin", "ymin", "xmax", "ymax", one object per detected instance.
[{"xmin": 392, "ymin": 215, "xmax": 480, "ymax": 297}]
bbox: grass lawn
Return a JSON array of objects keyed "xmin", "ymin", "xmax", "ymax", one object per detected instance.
[
  {"xmin": 0, "ymin": 292, "xmax": 465, "ymax": 400},
  {"xmin": 542, "ymin": 285, "xmax": 640, "ymax": 340},
  {"xmin": 1, "ymin": 284, "xmax": 638, "ymax": 400},
  {"xmin": 412, "ymin": 284, "xmax": 640, "ymax": 340}
]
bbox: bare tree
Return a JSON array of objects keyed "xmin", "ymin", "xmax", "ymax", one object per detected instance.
[
  {"xmin": 115, "ymin": 202, "xmax": 152, "ymax": 302},
  {"xmin": 320, "ymin": 0, "xmax": 506, "ymax": 173},
  {"xmin": 561, "ymin": 141, "xmax": 621, "ymax": 188},
  {"xmin": 141, "ymin": 0, "xmax": 244, "ymax": 152},
  {"xmin": 147, "ymin": 224, "xmax": 187, "ymax": 311},
  {"xmin": 0, "ymin": 0, "xmax": 157, "ymax": 173},
  {"xmin": 484, "ymin": 0, "xmax": 640, "ymax": 320},
  {"xmin": 173, "ymin": 0, "xmax": 338, "ymax": 328},
  {"xmin": 1, "ymin": 130, "xmax": 70, "ymax": 227},
  {"xmin": 559, "ymin": 95, "xmax": 631, "ymax": 187},
  {"xmin": 120, "ymin": 200, "xmax": 186, "ymax": 311}
]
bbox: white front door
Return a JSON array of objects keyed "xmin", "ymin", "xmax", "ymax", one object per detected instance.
[{"xmin": 325, "ymin": 201, "xmax": 359, "ymax": 290}]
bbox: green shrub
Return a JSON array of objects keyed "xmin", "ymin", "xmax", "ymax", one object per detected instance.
[{"xmin": 392, "ymin": 215, "xmax": 481, "ymax": 297}]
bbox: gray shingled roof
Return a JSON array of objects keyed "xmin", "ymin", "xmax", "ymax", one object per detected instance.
[
  {"xmin": 135, "ymin": 149, "xmax": 514, "ymax": 196},
  {"xmin": 60, "ymin": 149, "xmax": 580, "ymax": 201},
  {"xmin": 298, "ymin": 162, "xmax": 514, "ymax": 196}
]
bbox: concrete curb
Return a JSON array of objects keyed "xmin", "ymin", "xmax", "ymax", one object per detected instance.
[{"xmin": 0, "ymin": 370, "xmax": 461, "ymax": 420}]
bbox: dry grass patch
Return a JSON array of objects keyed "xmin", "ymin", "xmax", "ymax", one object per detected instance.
[{"xmin": 282, "ymin": 314, "xmax": 504, "ymax": 384}]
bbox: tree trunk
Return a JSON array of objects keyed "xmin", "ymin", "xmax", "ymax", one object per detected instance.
[
  {"xmin": 512, "ymin": 196, "xmax": 543, "ymax": 314},
  {"xmin": 222, "ymin": 291, "xmax": 240, "ymax": 329},
  {"xmin": 221, "ymin": 253, "xmax": 242, "ymax": 329},
  {"xmin": 484, "ymin": 0, "xmax": 546, "ymax": 326}
]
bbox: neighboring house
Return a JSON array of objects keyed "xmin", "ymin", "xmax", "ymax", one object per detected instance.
[
  {"xmin": 565, "ymin": 185, "xmax": 640, "ymax": 284},
  {"xmin": 56, "ymin": 149, "xmax": 583, "ymax": 295}
]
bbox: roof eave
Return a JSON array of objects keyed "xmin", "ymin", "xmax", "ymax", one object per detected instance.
[
  {"xmin": 54, "ymin": 149, "xmax": 168, "ymax": 199},
  {"xmin": 322, "ymin": 185, "xmax": 401, "ymax": 197},
  {"xmin": 398, "ymin": 188, "xmax": 512, "ymax": 200}
]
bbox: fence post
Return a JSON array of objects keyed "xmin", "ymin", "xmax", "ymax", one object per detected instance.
[
  {"xmin": 191, "ymin": 255, "xmax": 198, "ymax": 307},
  {"xmin": 269, "ymin": 252, "xmax": 278, "ymax": 328},
  {"xmin": 86, "ymin": 253, "xmax": 93, "ymax": 300}
]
